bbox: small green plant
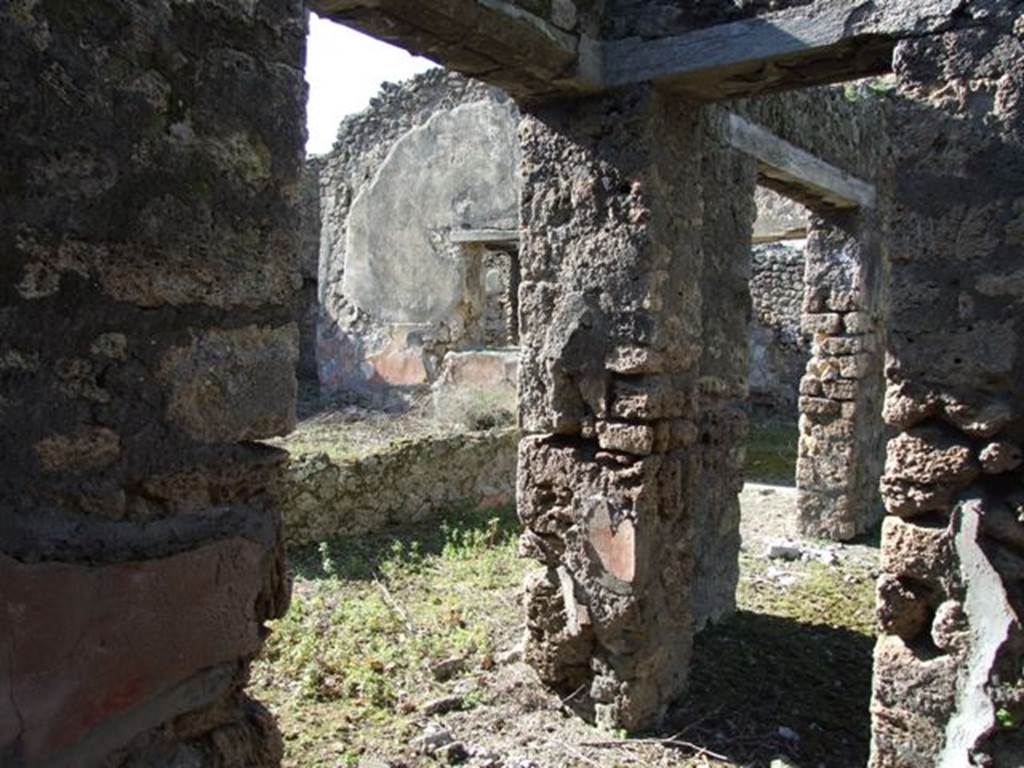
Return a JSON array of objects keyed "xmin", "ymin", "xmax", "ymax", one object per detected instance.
[
  {"xmin": 844, "ymin": 75, "xmax": 898, "ymax": 102},
  {"xmin": 249, "ymin": 505, "xmax": 526, "ymax": 765},
  {"xmin": 997, "ymin": 706, "xmax": 1019, "ymax": 729},
  {"xmin": 317, "ymin": 541, "xmax": 337, "ymax": 578}
]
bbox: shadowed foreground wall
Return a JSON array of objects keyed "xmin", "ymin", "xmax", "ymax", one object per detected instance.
[
  {"xmin": 872, "ymin": 9, "xmax": 1024, "ymax": 767},
  {"xmin": 0, "ymin": 1, "xmax": 306, "ymax": 764}
]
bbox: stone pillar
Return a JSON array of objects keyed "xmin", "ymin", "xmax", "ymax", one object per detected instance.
[
  {"xmin": 695, "ymin": 112, "xmax": 758, "ymax": 624},
  {"xmin": 516, "ymin": 89, "xmax": 753, "ymax": 730},
  {"xmin": 0, "ymin": 1, "xmax": 306, "ymax": 765},
  {"xmin": 797, "ymin": 211, "xmax": 887, "ymax": 540},
  {"xmin": 298, "ymin": 158, "xmax": 325, "ymax": 388},
  {"xmin": 870, "ymin": 9, "xmax": 1024, "ymax": 768}
]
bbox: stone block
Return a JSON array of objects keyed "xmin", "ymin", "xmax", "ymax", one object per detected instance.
[
  {"xmin": 870, "ymin": 635, "xmax": 959, "ymax": 767},
  {"xmin": 881, "ymin": 477, "xmax": 960, "ymax": 518},
  {"xmin": 876, "ymin": 574, "xmax": 932, "ymax": 641},
  {"xmin": 826, "ymin": 290, "xmax": 861, "ymax": 312},
  {"xmin": 838, "ymin": 354, "xmax": 872, "ymax": 380},
  {"xmin": 979, "ymin": 440, "xmax": 1023, "ymax": 474},
  {"xmin": 801, "ymin": 313, "xmax": 842, "ymax": 335},
  {"xmin": 884, "ymin": 429, "xmax": 979, "ymax": 489},
  {"xmin": 604, "ymin": 346, "xmax": 667, "ymax": 375},
  {"xmin": 799, "ymin": 396, "xmax": 841, "ymax": 418},
  {"xmin": 843, "ymin": 311, "xmax": 874, "ymax": 334},
  {"xmin": 822, "ymin": 380, "xmax": 859, "ymax": 400},
  {"xmin": 33, "ymin": 427, "xmax": 120, "ymax": 474},
  {"xmin": 609, "ymin": 377, "xmax": 689, "ymax": 421},
  {"xmin": 596, "ymin": 421, "xmax": 656, "ymax": 456},
  {"xmin": 799, "ymin": 374, "xmax": 823, "ymax": 396},
  {"xmin": 819, "ymin": 335, "xmax": 873, "ymax": 356},
  {"xmin": 879, "ymin": 516, "xmax": 952, "ymax": 583}
]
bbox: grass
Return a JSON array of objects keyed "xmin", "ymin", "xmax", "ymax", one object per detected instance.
[
  {"xmin": 251, "ymin": 499, "xmax": 877, "ymax": 767},
  {"xmin": 251, "ymin": 410, "xmax": 868, "ymax": 766},
  {"xmin": 669, "ymin": 555, "xmax": 877, "ymax": 767},
  {"xmin": 745, "ymin": 417, "xmax": 799, "ymax": 486},
  {"xmin": 249, "ymin": 505, "xmax": 528, "ymax": 767}
]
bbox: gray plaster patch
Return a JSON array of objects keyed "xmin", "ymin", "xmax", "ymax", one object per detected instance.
[
  {"xmin": 343, "ymin": 101, "xmax": 520, "ymax": 324},
  {"xmin": 940, "ymin": 497, "xmax": 1015, "ymax": 768}
]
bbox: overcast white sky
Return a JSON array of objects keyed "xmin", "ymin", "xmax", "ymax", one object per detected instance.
[{"xmin": 304, "ymin": 14, "xmax": 437, "ymax": 155}]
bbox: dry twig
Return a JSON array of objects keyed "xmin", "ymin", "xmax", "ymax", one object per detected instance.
[
  {"xmin": 372, "ymin": 569, "xmax": 416, "ymax": 634},
  {"xmin": 578, "ymin": 734, "xmax": 730, "ymax": 763}
]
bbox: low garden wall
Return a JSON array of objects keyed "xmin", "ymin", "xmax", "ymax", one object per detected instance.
[{"xmin": 275, "ymin": 427, "xmax": 519, "ymax": 547}]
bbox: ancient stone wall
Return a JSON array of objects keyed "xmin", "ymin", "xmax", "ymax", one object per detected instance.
[
  {"xmin": 0, "ymin": 0, "xmax": 306, "ymax": 764},
  {"xmin": 797, "ymin": 211, "xmax": 888, "ymax": 540},
  {"xmin": 749, "ymin": 243, "xmax": 806, "ymax": 414},
  {"xmin": 739, "ymin": 85, "xmax": 886, "ymax": 185},
  {"xmin": 694, "ymin": 109, "xmax": 760, "ymax": 629},
  {"xmin": 871, "ymin": 7, "xmax": 1024, "ymax": 766},
  {"xmin": 516, "ymin": 88, "xmax": 755, "ymax": 730},
  {"xmin": 314, "ymin": 71, "xmax": 520, "ymax": 396},
  {"xmin": 275, "ymin": 428, "xmax": 519, "ymax": 547}
]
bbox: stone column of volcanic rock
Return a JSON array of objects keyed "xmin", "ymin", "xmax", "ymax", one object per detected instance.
[
  {"xmin": 516, "ymin": 88, "xmax": 750, "ymax": 730},
  {"xmin": 0, "ymin": 1, "xmax": 305, "ymax": 766},
  {"xmin": 693, "ymin": 110, "xmax": 758, "ymax": 628},
  {"xmin": 297, "ymin": 158, "xmax": 325, "ymax": 386},
  {"xmin": 870, "ymin": 8, "xmax": 1024, "ymax": 768},
  {"xmin": 796, "ymin": 211, "xmax": 887, "ymax": 541}
]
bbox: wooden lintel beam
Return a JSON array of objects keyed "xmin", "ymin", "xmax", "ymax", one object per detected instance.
[
  {"xmin": 598, "ymin": 0, "xmax": 896, "ymax": 99},
  {"xmin": 309, "ymin": 0, "xmax": 599, "ymax": 102},
  {"xmin": 451, "ymin": 229, "xmax": 520, "ymax": 246},
  {"xmin": 752, "ymin": 226, "xmax": 809, "ymax": 245},
  {"xmin": 307, "ymin": 0, "xmax": 961, "ymax": 103},
  {"xmin": 726, "ymin": 113, "xmax": 876, "ymax": 211}
]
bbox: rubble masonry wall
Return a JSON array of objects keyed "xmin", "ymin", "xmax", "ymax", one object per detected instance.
[
  {"xmin": 516, "ymin": 88, "xmax": 755, "ymax": 730},
  {"xmin": 0, "ymin": 1, "xmax": 307, "ymax": 764},
  {"xmin": 871, "ymin": 9, "xmax": 1024, "ymax": 767},
  {"xmin": 749, "ymin": 243, "xmax": 806, "ymax": 414}
]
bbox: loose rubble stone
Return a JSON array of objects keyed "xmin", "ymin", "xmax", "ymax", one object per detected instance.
[
  {"xmin": 431, "ymin": 657, "xmax": 468, "ymax": 682},
  {"xmin": 411, "ymin": 725, "xmax": 456, "ymax": 754},
  {"xmin": 766, "ymin": 542, "xmax": 804, "ymax": 561},
  {"xmin": 274, "ymin": 428, "xmax": 518, "ymax": 545},
  {"xmin": 422, "ymin": 695, "xmax": 466, "ymax": 716}
]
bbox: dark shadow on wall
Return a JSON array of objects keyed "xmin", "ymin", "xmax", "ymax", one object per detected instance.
[{"xmin": 662, "ymin": 611, "xmax": 874, "ymax": 768}]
